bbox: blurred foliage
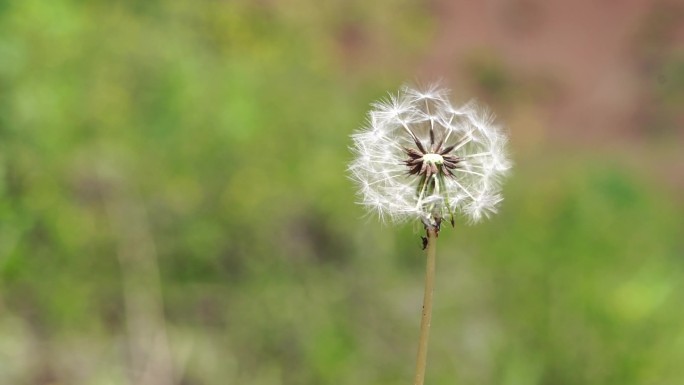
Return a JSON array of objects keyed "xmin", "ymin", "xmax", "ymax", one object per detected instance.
[{"xmin": 0, "ymin": 1, "xmax": 683, "ymax": 385}]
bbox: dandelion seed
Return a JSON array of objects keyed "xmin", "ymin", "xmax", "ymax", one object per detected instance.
[{"xmin": 349, "ymin": 84, "xmax": 511, "ymax": 229}]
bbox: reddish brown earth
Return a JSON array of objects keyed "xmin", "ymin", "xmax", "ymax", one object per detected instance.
[{"xmin": 418, "ymin": 0, "xmax": 684, "ymax": 145}]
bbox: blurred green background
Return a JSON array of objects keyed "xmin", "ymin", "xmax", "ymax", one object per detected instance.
[{"xmin": 1, "ymin": 1, "xmax": 683, "ymax": 384}]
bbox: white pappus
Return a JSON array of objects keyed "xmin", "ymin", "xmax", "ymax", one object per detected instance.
[{"xmin": 348, "ymin": 84, "xmax": 511, "ymax": 229}]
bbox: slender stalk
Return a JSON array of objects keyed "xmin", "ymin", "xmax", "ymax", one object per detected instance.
[{"xmin": 413, "ymin": 227, "xmax": 438, "ymax": 385}]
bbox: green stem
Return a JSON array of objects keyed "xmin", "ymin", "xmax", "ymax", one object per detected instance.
[{"xmin": 413, "ymin": 227, "xmax": 437, "ymax": 385}]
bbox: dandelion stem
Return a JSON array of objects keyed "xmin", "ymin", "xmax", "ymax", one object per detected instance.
[{"xmin": 413, "ymin": 227, "xmax": 437, "ymax": 385}]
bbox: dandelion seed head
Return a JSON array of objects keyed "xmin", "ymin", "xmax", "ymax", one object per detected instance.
[{"xmin": 349, "ymin": 84, "xmax": 511, "ymax": 227}]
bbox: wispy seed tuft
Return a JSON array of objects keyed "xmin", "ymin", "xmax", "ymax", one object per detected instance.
[{"xmin": 349, "ymin": 84, "xmax": 511, "ymax": 228}]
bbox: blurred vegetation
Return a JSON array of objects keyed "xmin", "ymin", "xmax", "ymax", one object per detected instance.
[{"xmin": 0, "ymin": 1, "xmax": 683, "ymax": 385}]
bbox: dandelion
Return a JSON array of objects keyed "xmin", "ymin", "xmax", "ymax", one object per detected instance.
[
  {"xmin": 348, "ymin": 84, "xmax": 511, "ymax": 385},
  {"xmin": 349, "ymin": 84, "xmax": 510, "ymax": 229}
]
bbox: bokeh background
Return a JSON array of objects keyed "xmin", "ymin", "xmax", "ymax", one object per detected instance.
[{"xmin": 1, "ymin": 1, "xmax": 683, "ymax": 384}]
